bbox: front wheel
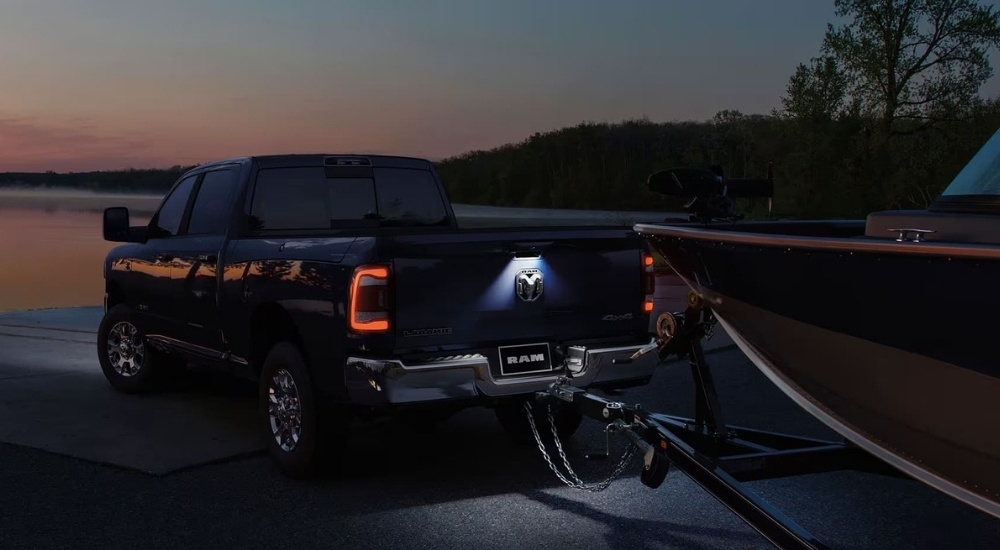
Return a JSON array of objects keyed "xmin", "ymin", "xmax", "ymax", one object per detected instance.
[{"xmin": 97, "ymin": 304, "xmax": 180, "ymax": 394}]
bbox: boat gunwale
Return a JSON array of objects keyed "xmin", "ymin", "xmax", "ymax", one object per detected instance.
[{"xmin": 633, "ymin": 222, "xmax": 1000, "ymax": 260}]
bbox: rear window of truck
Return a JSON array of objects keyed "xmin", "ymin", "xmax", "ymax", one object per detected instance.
[{"xmin": 248, "ymin": 166, "xmax": 449, "ymax": 230}]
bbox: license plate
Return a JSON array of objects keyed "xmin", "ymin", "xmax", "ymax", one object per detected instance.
[{"xmin": 498, "ymin": 343, "xmax": 553, "ymax": 376}]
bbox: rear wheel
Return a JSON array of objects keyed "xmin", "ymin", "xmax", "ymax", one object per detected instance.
[
  {"xmin": 259, "ymin": 341, "xmax": 338, "ymax": 478},
  {"xmin": 97, "ymin": 304, "xmax": 182, "ymax": 393},
  {"xmin": 495, "ymin": 397, "xmax": 583, "ymax": 445}
]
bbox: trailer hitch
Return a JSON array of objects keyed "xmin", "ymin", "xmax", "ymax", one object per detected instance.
[
  {"xmin": 523, "ymin": 397, "xmax": 640, "ymax": 492},
  {"xmin": 526, "ymin": 301, "xmax": 899, "ymax": 550},
  {"xmin": 529, "ymin": 379, "xmax": 671, "ymax": 490},
  {"xmin": 531, "ymin": 298, "xmax": 721, "ymax": 490}
]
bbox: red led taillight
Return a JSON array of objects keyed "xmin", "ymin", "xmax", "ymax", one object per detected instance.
[{"xmin": 348, "ymin": 264, "xmax": 392, "ymax": 333}]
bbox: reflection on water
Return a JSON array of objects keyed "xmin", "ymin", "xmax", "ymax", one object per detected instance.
[
  {"xmin": 0, "ymin": 209, "xmax": 147, "ymax": 312},
  {"xmin": 0, "ymin": 207, "xmax": 328, "ymax": 313}
]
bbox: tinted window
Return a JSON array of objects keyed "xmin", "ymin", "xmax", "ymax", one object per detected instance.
[
  {"xmin": 373, "ymin": 168, "xmax": 449, "ymax": 225},
  {"xmin": 249, "ymin": 167, "xmax": 377, "ymax": 230},
  {"xmin": 152, "ymin": 175, "xmax": 197, "ymax": 237},
  {"xmin": 187, "ymin": 168, "xmax": 239, "ymax": 235}
]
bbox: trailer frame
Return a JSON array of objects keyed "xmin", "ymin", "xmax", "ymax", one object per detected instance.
[{"xmin": 530, "ymin": 298, "xmax": 904, "ymax": 550}]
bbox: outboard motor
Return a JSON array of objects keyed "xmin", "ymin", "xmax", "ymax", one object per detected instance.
[{"xmin": 647, "ymin": 163, "xmax": 774, "ymax": 223}]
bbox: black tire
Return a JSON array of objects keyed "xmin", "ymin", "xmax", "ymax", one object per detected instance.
[
  {"xmin": 258, "ymin": 341, "xmax": 334, "ymax": 479},
  {"xmin": 639, "ymin": 451, "xmax": 670, "ymax": 489},
  {"xmin": 97, "ymin": 304, "xmax": 181, "ymax": 394},
  {"xmin": 495, "ymin": 398, "xmax": 584, "ymax": 446}
]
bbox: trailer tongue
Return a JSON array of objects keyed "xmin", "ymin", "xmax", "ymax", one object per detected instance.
[{"xmin": 525, "ymin": 291, "xmax": 902, "ymax": 550}]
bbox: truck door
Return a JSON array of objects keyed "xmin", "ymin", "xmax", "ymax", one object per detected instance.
[
  {"xmin": 168, "ymin": 166, "xmax": 241, "ymax": 355},
  {"xmin": 127, "ymin": 173, "xmax": 200, "ymax": 337}
]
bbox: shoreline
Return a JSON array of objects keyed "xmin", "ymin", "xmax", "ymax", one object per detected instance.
[{"xmin": 0, "ymin": 187, "xmax": 684, "ymax": 226}]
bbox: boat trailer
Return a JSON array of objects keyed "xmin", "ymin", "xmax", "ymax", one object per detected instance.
[{"xmin": 526, "ymin": 292, "xmax": 904, "ymax": 550}]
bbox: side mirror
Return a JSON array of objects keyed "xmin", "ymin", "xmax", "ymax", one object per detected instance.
[
  {"xmin": 647, "ymin": 167, "xmax": 724, "ymax": 198},
  {"xmin": 103, "ymin": 207, "xmax": 133, "ymax": 242}
]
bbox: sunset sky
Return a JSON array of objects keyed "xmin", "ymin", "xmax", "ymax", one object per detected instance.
[{"xmin": 2, "ymin": 0, "xmax": 999, "ymax": 172}]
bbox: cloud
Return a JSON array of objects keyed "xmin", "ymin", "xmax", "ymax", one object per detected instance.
[{"xmin": 0, "ymin": 114, "xmax": 170, "ymax": 171}]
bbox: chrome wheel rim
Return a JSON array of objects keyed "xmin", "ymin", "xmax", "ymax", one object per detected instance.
[
  {"xmin": 106, "ymin": 321, "xmax": 145, "ymax": 377},
  {"xmin": 267, "ymin": 369, "xmax": 302, "ymax": 452}
]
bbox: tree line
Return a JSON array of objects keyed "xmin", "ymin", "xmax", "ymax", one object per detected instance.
[
  {"xmin": 0, "ymin": 166, "xmax": 198, "ymax": 195},
  {"xmin": 3, "ymin": 1, "xmax": 999, "ymax": 220}
]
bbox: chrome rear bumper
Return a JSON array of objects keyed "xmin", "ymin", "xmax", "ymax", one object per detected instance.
[{"xmin": 345, "ymin": 340, "xmax": 659, "ymax": 406}]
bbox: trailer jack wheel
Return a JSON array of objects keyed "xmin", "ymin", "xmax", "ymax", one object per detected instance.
[{"xmin": 640, "ymin": 450, "xmax": 670, "ymax": 489}]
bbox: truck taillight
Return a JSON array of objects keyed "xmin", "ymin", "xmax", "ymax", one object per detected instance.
[
  {"xmin": 641, "ymin": 252, "xmax": 655, "ymax": 315},
  {"xmin": 349, "ymin": 264, "xmax": 392, "ymax": 333}
]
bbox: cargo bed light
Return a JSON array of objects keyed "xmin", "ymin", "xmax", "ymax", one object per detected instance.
[
  {"xmin": 349, "ymin": 265, "xmax": 391, "ymax": 333},
  {"xmin": 509, "ymin": 242, "xmax": 547, "ymax": 260},
  {"xmin": 511, "ymin": 249, "xmax": 543, "ymax": 260}
]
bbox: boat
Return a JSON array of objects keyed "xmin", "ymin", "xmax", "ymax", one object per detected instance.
[{"xmin": 632, "ymin": 127, "xmax": 1000, "ymax": 520}]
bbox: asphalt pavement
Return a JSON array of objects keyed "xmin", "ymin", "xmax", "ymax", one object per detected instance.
[{"xmin": 2, "ymin": 307, "xmax": 999, "ymax": 550}]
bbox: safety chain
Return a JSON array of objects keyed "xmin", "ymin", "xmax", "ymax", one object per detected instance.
[
  {"xmin": 524, "ymin": 401, "xmax": 637, "ymax": 492},
  {"xmin": 703, "ymin": 317, "xmax": 717, "ymax": 341}
]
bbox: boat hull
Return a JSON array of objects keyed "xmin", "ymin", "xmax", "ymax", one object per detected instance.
[{"xmin": 637, "ymin": 221, "xmax": 1000, "ymax": 519}]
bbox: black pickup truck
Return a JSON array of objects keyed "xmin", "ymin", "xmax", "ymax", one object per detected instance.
[{"xmin": 98, "ymin": 154, "xmax": 660, "ymax": 477}]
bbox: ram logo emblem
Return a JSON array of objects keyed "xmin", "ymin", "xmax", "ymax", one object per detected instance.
[{"xmin": 515, "ymin": 268, "xmax": 544, "ymax": 302}]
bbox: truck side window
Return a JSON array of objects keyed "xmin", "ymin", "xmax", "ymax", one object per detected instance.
[
  {"xmin": 249, "ymin": 167, "xmax": 378, "ymax": 230},
  {"xmin": 373, "ymin": 168, "xmax": 449, "ymax": 225},
  {"xmin": 187, "ymin": 168, "xmax": 239, "ymax": 235},
  {"xmin": 151, "ymin": 175, "xmax": 197, "ymax": 237}
]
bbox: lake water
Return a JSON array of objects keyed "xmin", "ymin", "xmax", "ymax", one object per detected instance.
[{"xmin": 0, "ymin": 208, "xmax": 128, "ymax": 312}]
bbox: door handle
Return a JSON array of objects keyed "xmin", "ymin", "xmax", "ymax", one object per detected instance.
[
  {"xmin": 197, "ymin": 254, "xmax": 218, "ymax": 263},
  {"xmin": 157, "ymin": 253, "xmax": 175, "ymax": 262}
]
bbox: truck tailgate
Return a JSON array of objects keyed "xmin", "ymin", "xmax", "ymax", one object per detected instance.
[{"xmin": 389, "ymin": 228, "xmax": 648, "ymax": 354}]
